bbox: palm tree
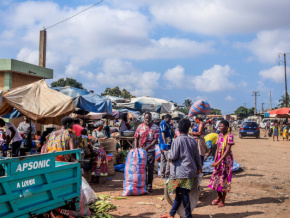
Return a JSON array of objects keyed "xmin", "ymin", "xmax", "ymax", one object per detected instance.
[
  {"xmin": 278, "ymin": 93, "xmax": 290, "ymax": 107},
  {"xmin": 183, "ymin": 99, "xmax": 192, "ymax": 108}
]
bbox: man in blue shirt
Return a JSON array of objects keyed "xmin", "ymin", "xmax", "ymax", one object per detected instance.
[{"xmin": 159, "ymin": 114, "xmax": 172, "ymax": 178}]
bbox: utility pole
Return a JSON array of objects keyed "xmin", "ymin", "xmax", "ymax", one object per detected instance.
[
  {"xmin": 270, "ymin": 90, "xmax": 272, "ymax": 109},
  {"xmin": 261, "ymin": 102, "xmax": 265, "ymax": 113},
  {"xmin": 252, "ymin": 91, "xmax": 260, "ymax": 114},
  {"xmin": 284, "ymin": 53, "xmax": 288, "ymax": 107},
  {"xmin": 39, "ymin": 29, "xmax": 47, "ymax": 67},
  {"xmin": 278, "ymin": 53, "xmax": 289, "ymax": 108}
]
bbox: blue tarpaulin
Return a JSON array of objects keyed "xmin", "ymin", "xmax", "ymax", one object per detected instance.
[
  {"xmin": 202, "ymin": 156, "xmax": 242, "ymax": 174},
  {"xmin": 52, "ymin": 87, "xmax": 112, "ymax": 114},
  {"xmin": 1, "ymin": 108, "xmax": 22, "ymax": 119}
]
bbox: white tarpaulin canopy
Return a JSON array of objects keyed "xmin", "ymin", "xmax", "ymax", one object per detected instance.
[{"xmin": 117, "ymin": 96, "xmax": 176, "ymax": 113}]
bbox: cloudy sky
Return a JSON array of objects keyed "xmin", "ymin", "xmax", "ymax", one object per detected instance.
[{"xmin": 1, "ymin": 0, "xmax": 290, "ymax": 114}]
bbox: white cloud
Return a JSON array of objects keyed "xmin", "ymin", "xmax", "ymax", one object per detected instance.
[
  {"xmin": 1, "ymin": 1, "xmax": 214, "ymax": 79},
  {"xmin": 192, "ymin": 65, "xmax": 235, "ymax": 92},
  {"xmin": 238, "ymin": 80, "xmax": 248, "ymax": 88},
  {"xmin": 259, "ymin": 66, "xmax": 290, "ymax": 83},
  {"xmin": 114, "ymin": 0, "xmax": 290, "ymax": 35},
  {"xmin": 163, "ymin": 65, "xmax": 185, "ymax": 88},
  {"xmin": 225, "ymin": 96, "xmax": 234, "ymax": 101},
  {"xmin": 239, "ymin": 30, "xmax": 290, "ymax": 63},
  {"xmin": 92, "ymin": 58, "xmax": 160, "ymax": 96}
]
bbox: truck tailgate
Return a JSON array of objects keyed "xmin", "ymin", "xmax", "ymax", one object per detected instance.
[{"xmin": 0, "ymin": 149, "xmax": 81, "ymax": 218}]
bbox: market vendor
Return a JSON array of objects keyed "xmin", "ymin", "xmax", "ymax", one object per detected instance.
[
  {"xmin": 119, "ymin": 113, "xmax": 130, "ymax": 134},
  {"xmin": 204, "ymin": 133, "xmax": 218, "ymax": 162},
  {"xmin": 17, "ymin": 116, "xmax": 36, "ymax": 139},
  {"xmin": 93, "ymin": 121, "xmax": 108, "ymax": 141}
]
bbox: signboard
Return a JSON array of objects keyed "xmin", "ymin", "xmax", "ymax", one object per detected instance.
[{"xmin": 11, "ymin": 157, "xmax": 54, "ymax": 175}]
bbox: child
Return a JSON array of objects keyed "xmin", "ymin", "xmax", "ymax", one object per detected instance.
[
  {"xmin": 272, "ymin": 122, "xmax": 280, "ymax": 141},
  {"xmin": 208, "ymin": 120, "xmax": 234, "ymax": 208},
  {"xmin": 160, "ymin": 119, "xmax": 202, "ymax": 218}
]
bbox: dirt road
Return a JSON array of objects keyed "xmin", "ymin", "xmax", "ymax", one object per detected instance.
[{"xmin": 92, "ymin": 130, "xmax": 290, "ymax": 217}]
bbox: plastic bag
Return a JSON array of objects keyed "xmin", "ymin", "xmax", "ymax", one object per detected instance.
[{"xmin": 82, "ymin": 177, "xmax": 98, "ymax": 205}]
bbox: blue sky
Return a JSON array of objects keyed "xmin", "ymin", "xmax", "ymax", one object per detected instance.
[{"xmin": 1, "ymin": 0, "xmax": 290, "ymax": 114}]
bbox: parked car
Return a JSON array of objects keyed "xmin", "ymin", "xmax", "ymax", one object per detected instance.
[
  {"xmin": 239, "ymin": 121, "xmax": 260, "ymax": 138},
  {"xmin": 259, "ymin": 118, "xmax": 276, "ymax": 129}
]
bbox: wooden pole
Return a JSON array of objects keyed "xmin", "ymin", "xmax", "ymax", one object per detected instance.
[{"xmin": 39, "ymin": 30, "xmax": 47, "ymax": 67}]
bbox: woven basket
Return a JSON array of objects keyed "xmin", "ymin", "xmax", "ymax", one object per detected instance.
[
  {"xmin": 108, "ymin": 160, "xmax": 115, "ymax": 176},
  {"xmin": 100, "ymin": 138, "xmax": 117, "ymax": 165}
]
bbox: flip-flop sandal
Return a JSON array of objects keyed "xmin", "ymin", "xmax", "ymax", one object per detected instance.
[
  {"xmin": 212, "ymin": 198, "xmax": 220, "ymax": 205},
  {"xmin": 160, "ymin": 215, "xmax": 173, "ymax": 218},
  {"xmin": 217, "ymin": 202, "xmax": 225, "ymax": 208}
]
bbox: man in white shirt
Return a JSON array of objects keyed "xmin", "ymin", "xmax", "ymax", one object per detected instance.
[{"xmin": 0, "ymin": 118, "xmax": 22, "ymax": 157}]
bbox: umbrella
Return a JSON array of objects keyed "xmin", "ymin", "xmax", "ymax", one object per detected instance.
[
  {"xmin": 52, "ymin": 87, "xmax": 112, "ymax": 114},
  {"xmin": 188, "ymin": 100, "xmax": 211, "ymax": 117},
  {"xmin": 117, "ymin": 96, "xmax": 176, "ymax": 113},
  {"xmin": 269, "ymin": 107, "xmax": 290, "ymax": 118},
  {"xmin": 0, "ymin": 80, "xmax": 75, "ymax": 125}
]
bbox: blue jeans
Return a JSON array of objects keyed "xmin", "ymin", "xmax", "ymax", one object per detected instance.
[{"xmin": 169, "ymin": 187, "xmax": 192, "ymax": 218}]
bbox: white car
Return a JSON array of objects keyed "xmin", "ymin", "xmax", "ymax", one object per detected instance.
[{"xmin": 259, "ymin": 118, "xmax": 275, "ymax": 128}]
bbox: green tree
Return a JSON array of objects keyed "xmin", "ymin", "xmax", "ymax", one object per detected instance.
[
  {"xmin": 183, "ymin": 99, "xmax": 193, "ymax": 108},
  {"xmin": 210, "ymin": 108, "xmax": 222, "ymax": 115},
  {"xmin": 101, "ymin": 86, "xmax": 135, "ymax": 98},
  {"xmin": 50, "ymin": 77, "xmax": 85, "ymax": 89},
  {"xmin": 247, "ymin": 107, "xmax": 255, "ymax": 116},
  {"xmin": 234, "ymin": 106, "xmax": 249, "ymax": 119},
  {"xmin": 278, "ymin": 93, "xmax": 290, "ymax": 107}
]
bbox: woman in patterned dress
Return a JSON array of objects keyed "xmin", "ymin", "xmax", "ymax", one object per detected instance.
[
  {"xmin": 208, "ymin": 120, "xmax": 234, "ymax": 208},
  {"xmin": 45, "ymin": 117, "xmax": 76, "ymax": 161}
]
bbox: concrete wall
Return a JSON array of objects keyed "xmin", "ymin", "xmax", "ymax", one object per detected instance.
[{"xmin": 12, "ymin": 72, "xmax": 41, "ymax": 89}]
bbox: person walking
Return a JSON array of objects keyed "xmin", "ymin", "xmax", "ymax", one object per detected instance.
[
  {"xmin": 209, "ymin": 120, "xmax": 234, "ymax": 208},
  {"xmin": 159, "ymin": 114, "xmax": 172, "ymax": 178},
  {"xmin": 134, "ymin": 112, "xmax": 159, "ymax": 192},
  {"xmin": 272, "ymin": 122, "xmax": 280, "ymax": 141},
  {"xmin": 264, "ymin": 120, "xmax": 270, "ymax": 137},
  {"xmin": 160, "ymin": 118, "xmax": 202, "ymax": 218},
  {"xmin": 0, "ymin": 118, "xmax": 22, "ymax": 157}
]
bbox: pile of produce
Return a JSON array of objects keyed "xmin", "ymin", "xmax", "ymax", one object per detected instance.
[{"xmin": 87, "ymin": 194, "xmax": 117, "ymax": 218}]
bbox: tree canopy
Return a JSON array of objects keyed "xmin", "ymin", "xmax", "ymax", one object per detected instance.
[
  {"xmin": 210, "ymin": 108, "xmax": 222, "ymax": 115},
  {"xmin": 278, "ymin": 93, "xmax": 290, "ymax": 108},
  {"xmin": 234, "ymin": 106, "xmax": 255, "ymax": 119},
  {"xmin": 50, "ymin": 78, "xmax": 85, "ymax": 89},
  {"xmin": 183, "ymin": 99, "xmax": 192, "ymax": 108},
  {"xmin": 101, "ymin": 86, "xmax": 135, "ymax": 99}
]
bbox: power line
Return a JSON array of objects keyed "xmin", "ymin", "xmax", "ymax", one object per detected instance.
[{"xmin": 45, "ymin": 0, "xmax": 105, "ymax": 30}]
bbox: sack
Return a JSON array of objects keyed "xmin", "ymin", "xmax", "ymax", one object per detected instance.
[
  {"xmin": 123, "ymin": 148, "xmax": 148, "ymax": 196},
  {"xmin": 82, "ymin": 177, "xmax": 98, "ymax": 205},
  {"xmin": 155, "ymin": 144, "xmax": 161, "ymax": 161}
]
